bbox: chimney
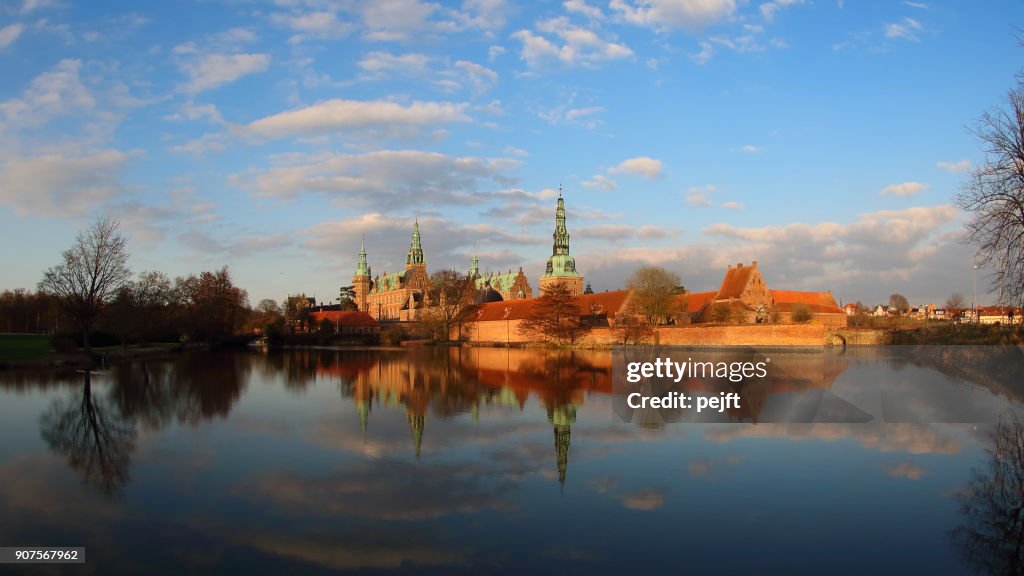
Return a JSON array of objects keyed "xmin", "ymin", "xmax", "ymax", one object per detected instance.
[
  {"xmin": 752, "ymin": 260, "xmax": 758, "ymax": 267},
  {"xmin": 727, "ymin": 264, "xmax": 733, "ymax": 269},
  {"xmin": 737, "ymin": 262, "xmax": 743, "ymax": 268}
]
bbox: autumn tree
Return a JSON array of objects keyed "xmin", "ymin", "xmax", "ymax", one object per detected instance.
[
  {"xmin": 626, "ymin": 265, "xmax": 682, "ymax": 326},
  {"xmin": 791, "ymin": 304, "xmax": 813, "ymax": 323},
  {"xmin": 957, "ymin": 74, "xmax": 1024, "ymax": 308},
  {"xmin": 518, "ymin": 282, "xmax": 588, "ymax": 345},
  {"xmin": 422, "ymin": 270, "xmax": 478, "ymax": 341},
  {"xmin": 889, "ymin": 293, "xmax": 910, "ymax": 315},
  {"xmin": 38, "ymin": 217, "xmax": 131, "ymax": 353}
]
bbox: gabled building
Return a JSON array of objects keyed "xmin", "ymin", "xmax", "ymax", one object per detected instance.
[{"xmin": 690, "ymin": 261, "xmax": 846, "ymax": 328}]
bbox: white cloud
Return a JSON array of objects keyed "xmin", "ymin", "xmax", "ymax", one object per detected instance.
[
  {"xmin": 357, "ymin": 53, "xmax": 498, "ymax": 96},
  {"xmin": 885, "ymin": 17, "xmax": 923, "ymax": 41},
  {"xmin": 0, "ymin": 59, "xmax": 94, "ymax": 129},
  {"xmin": 721, "ymin": 200, "xmax": 743, "ymax": 209},
  {"xmin": 0, "ymin": 149, "xmax": 130, "ymax": 216},
  {"xmin": 0, "ymin": 23, "xmax": 24, "ymax": 49},
  {"xmin": 239, "ymin": 99, "xmax": 469, "ymax": 139},
  {"xmin": 902, "ymin": 1, "xmax": 928, "ymax": 9},
  {"xmin": 565, "ymin": 0, "xmax": 605, "ymax": 19},
  {"xmin": 685, "ymin": 185, "xmax": 714, "ymax": 207},
  {"xmin": 455, "ymin": 0, "xmax": 510, "ymax": 31},
  {"xmin": 609, "ymin": 156, "xmax": 663, "ymax": 179},
  {"xmin": 234, "ymin": 149, "xmax": 519, "ymax": 210},
  {"xmin": 739, "ymin": 144, "xmax": 762, "ymax": 154},
  {"xmin": 180, "ymin": 53, "xmax": 270, "ymax": 93},
  {"xmin": 689, "ymin": 41, "xmax": 713, "ymax": 64},
  {"xmin": 879, "ymin": 181, "xmax": 929, "ymax": 197},
  {"xmin": 760, "ymin": 0, "xmax": 804, "ymax": 22},
  {"xmin": 164, "ymin": 102, "xmax": 224, "ymax": 124},
  {"xmin": 936, "ymin": 160, "xmax": 971, "ymax": 173},
  {"xmin": 488, "ymin": 45, "xmax": 506, "ymax": 60},
  {"xmin": 575, "ymin": 224, "xmax": 676, "ymax": 241},
  {"xmin": 610, "ymin": 0, "xmax": 736, "ymax": 31},
  {"xmin": 271, "ymin": 10, "xmax": 353, "ymax": 42},
  {"xmin": 512, "ymin": 17, "xmax": 632, "ymax": 69},
  {"xmin": 358, "ymin": 51, "xmax": 433, "ymax": 76},
  {"xmin": 361, "ymin": 0, "xmax": 441, "ymax": 42},
  {"xmin": 581, "ymin": 174, "xmax": 618, "ymax": 190}
]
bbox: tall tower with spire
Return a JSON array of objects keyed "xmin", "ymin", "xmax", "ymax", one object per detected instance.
[
  {"xmin": 540, "ymin": 189, "xmax": 584, "ymax": 296},
  {"xmin": 353, "ymin": 237, "xmax": 371, "ymax": 312},
  {"xmin": 468, "ymin": 244, "xmax": 480, "ymax": 280},
  {"xmin": 406, "ymin": 218, "xmax": 425, "ymax": 270}
]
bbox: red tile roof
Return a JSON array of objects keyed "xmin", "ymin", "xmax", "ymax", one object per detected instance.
[
  {"xmin": 676, "ymin": 291, "xmax": 716, "ymax": 313},
  {"xmin": 308, "ymin": 310, "xmax": 380, "ymax": 327},
  {"xmin": 470, "ymin": 290, "xmax": 630, "ymax": 322},
  {"xmin": 717, "ymin": 266, "xmax": 754, "ymax": 299},
  {"xmin": 771, "ymin": 290, "xmax": 842, "ymax": 314}
]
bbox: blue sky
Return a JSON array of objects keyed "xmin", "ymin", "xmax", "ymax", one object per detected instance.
[{"xmin": 0, "ymin": 0, "xmax": 1020, "ymax": 307}]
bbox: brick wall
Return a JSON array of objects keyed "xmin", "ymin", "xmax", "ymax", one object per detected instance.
[{"xmin": 581, "ymin": 324, "xmax": 829, "ymax": 346}]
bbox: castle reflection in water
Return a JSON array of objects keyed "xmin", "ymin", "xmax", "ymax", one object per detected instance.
[{"xmin": 272, "ymin": 346, "xmax": 859, "ymax": 487}]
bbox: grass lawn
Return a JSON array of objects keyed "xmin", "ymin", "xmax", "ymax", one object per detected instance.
[{"xmin": 0, "ymin": 334, "xmax": 53, "ymax": 362}]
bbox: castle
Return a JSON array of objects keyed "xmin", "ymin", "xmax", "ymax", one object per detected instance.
[{"xmin": 353, "ymin": 193, "xmax": 585, "ymax": 321}]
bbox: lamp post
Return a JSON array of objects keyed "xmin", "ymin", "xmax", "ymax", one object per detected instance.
[{"xmin": 972, "ymin": 264, "xmax": 978, "ymax": 324}]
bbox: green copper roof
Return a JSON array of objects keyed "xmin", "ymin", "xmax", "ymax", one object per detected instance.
[
  {"xmin": 468, "ymin": 247, "xmax": 479, "ymax": 278},
  {"xmin": 542, "ymin": 193, "xmax": 582, "ymax": 279},
  {"xmin": 406, "ymin": 218, "xmax": 424, "ymax": 266},
  {"xmin": 354, "ymin": 238, "xmax": 370, "ymax": 277}
]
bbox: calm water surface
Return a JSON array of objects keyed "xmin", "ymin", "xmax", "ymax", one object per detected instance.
[{"xmin": 1, "ymin": 346, "xmax": 1022, "ymax": 575}]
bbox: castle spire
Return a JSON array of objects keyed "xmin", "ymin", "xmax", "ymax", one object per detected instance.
[
  {"xmin": 469, "ymin": 242, "xmax": 480, "ymax": 279},
  {"xmin": 406, "ymin": 217, "xmax": 425, "ymax": 268},
  {"xmin": 354, "ymin": 235, "xmax": 370, "ymax": 277},
  {"xmin": 540, "ymin": 191, "xmax": 583, "ymax": 294}
]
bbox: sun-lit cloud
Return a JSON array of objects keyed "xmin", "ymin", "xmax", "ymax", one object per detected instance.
[
  {"xmin": 238, "ymin": 99, "xmax": 470, "ymax": 139},
  {"xmin": 0, "ymin": 23, "xmax": 24, "ymax": 49},
  {"xmin": 610, "ymin": 0, "xmax": 735, "ymax": 31},
  {"xmin": 512, "ymin": 17, "xmax": 632, "ymax": 69},
  {"xmin": 609, "ymin": 156, "xmax": 663, "ymax": 179},
  {"xmin": 885, "ymin": 17, "xmax": 923, "ymax": 41},
  {"xmin": 879, "ymin": 181, "xmax": 929, "ymax": 197},
  {"xmin": 0, "ymin": 149, "xmax": 131, "ymax": 216},
  {"xmin": 937, "ymin": 160, "xmax": 971, "ymax": 173}
]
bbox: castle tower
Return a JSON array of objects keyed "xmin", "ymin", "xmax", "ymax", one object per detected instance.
[
  {"xmin": 406, "ymin": 218, "xmax": 425, "ymax": 270},
  {"xmin": 353, "ymin": 238, "xmax": 371, "ymax": 312},
  {"xmin": 468, "ymin": 245, "xmax": 480, "ymax": 280},
  {"xmin": 540, "ymin": 191, "xmax": 584, "ymax": 295},
  {"xmin": 408, "ymin": 413, "xmax": 424, "ymax": 460},
  {"xmin": 548, "ymin": 403, "xmax": 577, "ymax": 490}
]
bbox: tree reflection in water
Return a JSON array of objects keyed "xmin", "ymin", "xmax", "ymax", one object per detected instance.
[
  {"xmin": 40, "ymin": 371, "xmax": 136, "ymax": 497},
  {"xmin": 953, "ymin": 414, "xmax": 1024, "ymax": 575}
]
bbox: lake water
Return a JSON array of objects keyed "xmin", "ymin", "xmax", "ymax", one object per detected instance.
[{"xmin": 1, "ymin": 346, "xmax": 1022, "ymax": 575}]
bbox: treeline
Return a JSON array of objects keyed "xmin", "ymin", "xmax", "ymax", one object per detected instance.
[{"xmin": 2, "ymin": 266, "xmax": 280, "ymax": 347}]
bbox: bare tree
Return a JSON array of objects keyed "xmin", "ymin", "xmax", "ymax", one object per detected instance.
[
  {"xmin": 38, "ymin": 217, "xmax": 131, "ymax": 353},
  {"xmin": 952, "ymin": 414, "xmax": 1024, "ymax": 575},
  {"xmin": 946, "ymin": 293, "xmax": 967, "ymax": 319},
  {"xmin": 889, "ymin": 293, "xmax": 910, "ymax": 315},
  {"xmin": 626, "ymin": 265, "xmax": 682, "ymax": 326},
  {"xmin": 957, "ymin": 79, "xmax": 1024, "ymax": 308}
]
